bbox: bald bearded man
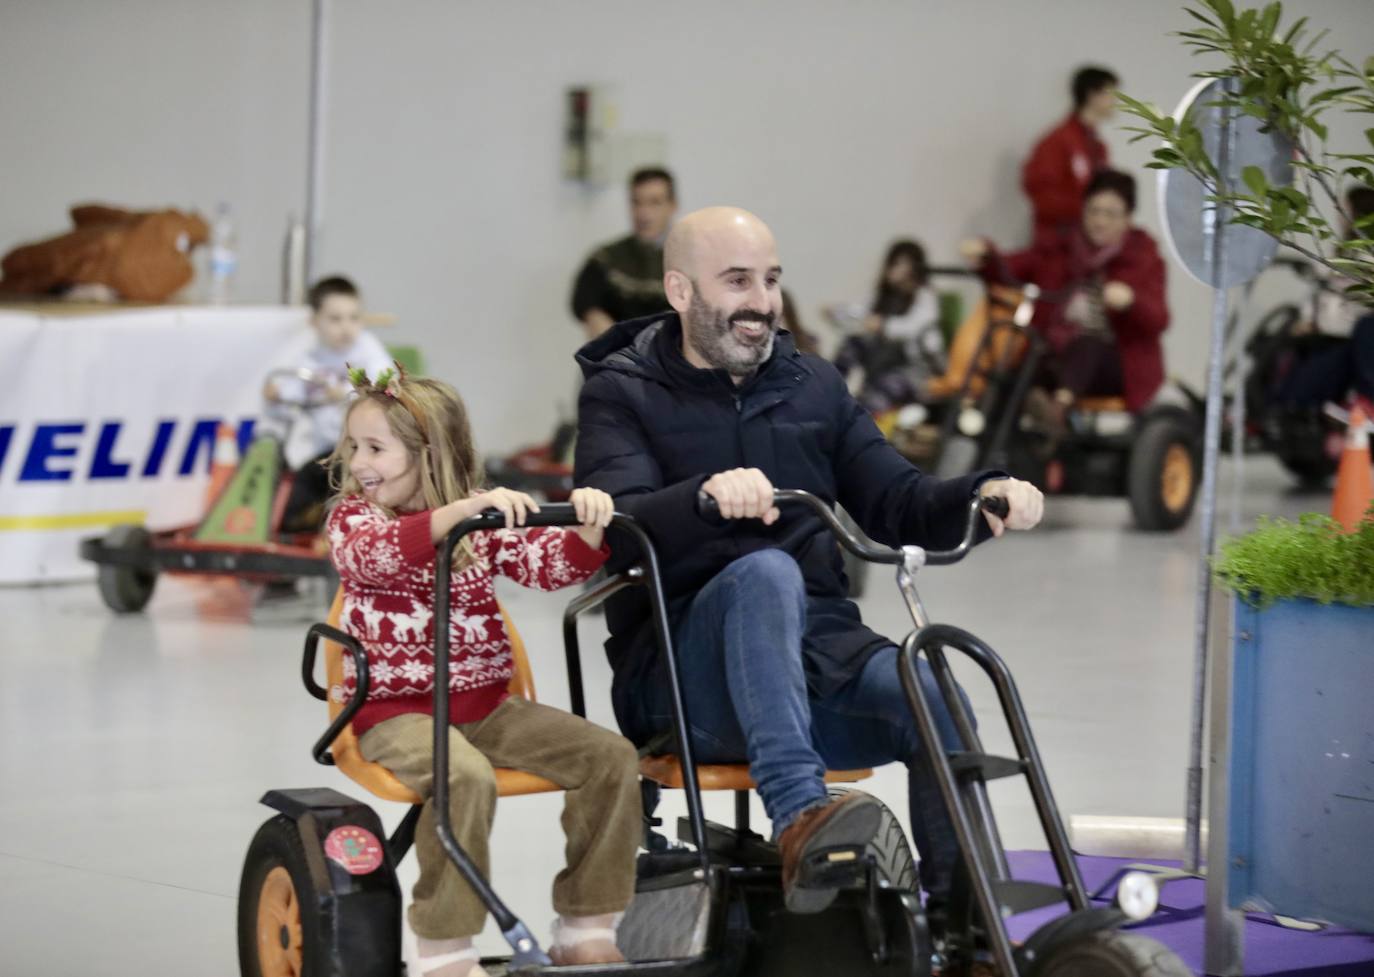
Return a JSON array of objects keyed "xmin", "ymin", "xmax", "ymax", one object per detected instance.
[{"xmin": 574, "ymin": 207, "xmax": 1043, "ymax": 917}]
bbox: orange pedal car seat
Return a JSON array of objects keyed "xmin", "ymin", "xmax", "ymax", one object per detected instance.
[
  {"xmin": 925, "ymin": 286, "xmax": 1030, "ymax": 402},
  {"xmin": 321, "ymin": 589, "xmax": 563, "ymax": 802}
]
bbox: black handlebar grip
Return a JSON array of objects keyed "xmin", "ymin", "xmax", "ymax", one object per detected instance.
[{"xmin": 980, "ymin": 494, "xmax": 1011, "ymax": 520}]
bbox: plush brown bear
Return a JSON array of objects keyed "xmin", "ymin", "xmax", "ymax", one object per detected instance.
[{"xmin": 0, "ymin": 204, "xmax": 210, "ymax": 302}]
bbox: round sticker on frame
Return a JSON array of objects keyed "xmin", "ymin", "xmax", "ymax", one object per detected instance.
[{"xmin": 324, "ymin": 825, "xmax": 385, "ymax": 875}]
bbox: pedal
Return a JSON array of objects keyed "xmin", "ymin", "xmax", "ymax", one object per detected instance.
[{"xmin": 795, "ymin": 844, "xmax": 869, "ymax": 889}]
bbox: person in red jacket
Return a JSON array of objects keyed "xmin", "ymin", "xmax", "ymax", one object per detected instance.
[
  {"xmin": 1022, "ymin": 66, "xmax": 1119, "ymax": 244},
  {"xmin": 963, "ymin": 169, "xmax": 1170, "ymax": 418}
]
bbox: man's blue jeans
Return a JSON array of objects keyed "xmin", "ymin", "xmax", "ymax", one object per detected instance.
[{"xmin": 628, "ymin": 549, "xmax": 968, "ymax": 898}]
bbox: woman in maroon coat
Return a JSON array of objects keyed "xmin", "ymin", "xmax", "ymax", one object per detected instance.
[{"xmin": 963, "ymin": 169, "xmax": 1169, "ymax": 415}]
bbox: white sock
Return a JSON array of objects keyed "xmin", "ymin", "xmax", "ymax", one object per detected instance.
[
  {"xmin": 415, "ymin": 935, "xmax": 482, "ymax": 977},
  {"xmin": 551, "ymin": 912, "xmax": 623, "ymax": 948}
]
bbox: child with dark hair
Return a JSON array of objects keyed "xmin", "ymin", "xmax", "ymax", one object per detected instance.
[
  {"xmin": 269, "ymin": 275, "xmax": 395, "ymax": 532},
  {"xmin": 827, "ymin": 239, "xmax": 945, "ymax": 411}
]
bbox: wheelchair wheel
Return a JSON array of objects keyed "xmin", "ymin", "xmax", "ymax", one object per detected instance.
[
  {"xmin": 1037, "ymin": 929, "xmax": 1192, "ymax": 977},
  {"xmin": 827, "ymin": 786, "xmax": 917, "ymax": 890},
  {"xmin": 96, "ymin": 524, "xmax": 157, "ymax": 613},
  {"xmin": 238, "ymin": 815, "xmax": 323, "ymax": 977},
  {"xmin": 1128, "ymin": 413, "xmax": 1199, "ymax": 532}
]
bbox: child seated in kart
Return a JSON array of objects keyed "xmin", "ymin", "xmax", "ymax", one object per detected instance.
[
  {"xmin": 269, "ymin": 276, "xmax": 395, "ymax": 532},
  {"xmin": 826, "ymin": 239, "xmax": 946, "ymax": 412},
  {"xmin": 962, "ymin": 169, "xmax": 1169, "ymax": 432},
  {"xmin": 326, "ymin": 366, "xmax": 639, "ymax": 977}
]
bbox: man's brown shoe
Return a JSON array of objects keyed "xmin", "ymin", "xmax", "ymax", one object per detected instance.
[{"xmin": 777, "ymin": 791, "xmax": 882, "ymax": 913}]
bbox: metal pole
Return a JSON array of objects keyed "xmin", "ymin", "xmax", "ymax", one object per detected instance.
[
  {"xmin": 1230, "ymin": 305, "xmax": 1248, "ymax": 535},
  {"xmin": 1185, "ymin": 81, "xmax": 1237, "ymax": 873},
  {"xmin": 304, "ymin": 0, "xmax": 330, "ymax": 282}
]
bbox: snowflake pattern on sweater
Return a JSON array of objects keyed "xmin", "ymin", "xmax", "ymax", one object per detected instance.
[{"xmin": 326, "ymin": 496, "xmax": 608, "ymax": 721}]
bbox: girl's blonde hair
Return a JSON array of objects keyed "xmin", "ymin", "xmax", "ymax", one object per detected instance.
[{"xmin": 328, "ymin": 373, "xmax": 485, "ymax": 559}]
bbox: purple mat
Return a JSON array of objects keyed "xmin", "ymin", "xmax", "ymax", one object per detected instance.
[{"xmin": 1003, "ymin": 851, "xmax": 1374, "ymax": 976}]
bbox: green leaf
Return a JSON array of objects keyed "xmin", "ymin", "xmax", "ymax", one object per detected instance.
[
  {"xmin": 1242, "ymin": 165, "xmax": 1269, "ymax": 196},
  {"xmin": 1207, "ymin": 0, "xmax": 1236, "ymax": 29},
  {"xmin": 1185, "ymin": 4, "xmax": 1219, "ymax": 29},
  {"xmin": 1259, "ymin": 2, "xmax": 1281, "ymax": 39},
  {"xmin": 1281, "ymin": 15, "xmax": 1308, "ymax": 46},
  {"xmin": 1273, "ymin": 186, "xmax": 1307, "ymax": 209},
  {"xmin": 1309, "ymin": 85, "xmax": 1359, "ymax": 105}
]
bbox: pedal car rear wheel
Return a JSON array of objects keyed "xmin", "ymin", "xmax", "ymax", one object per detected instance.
[
  {"xmin": 1036, "ymin": 929, "xmax": 1191, "ymax": 976},
  {"xmin": 1128, "ymin": 414, "xmax": 1199, "ymax": 532},
  {"xmin": 827, "ymin": 786, "xmax": 916, "ymax": 890},
  {"xmin": 238, "ymin": 815, "xmax": 323, "ymax": 977},
  {"xmin": 96, "ymin": 524, "xmax": 157, "ymax": 613}
]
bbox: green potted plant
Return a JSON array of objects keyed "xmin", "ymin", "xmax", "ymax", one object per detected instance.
[{"xmin": 1211, "ymin": 507, "xmax": 1374, "ymax": 932}]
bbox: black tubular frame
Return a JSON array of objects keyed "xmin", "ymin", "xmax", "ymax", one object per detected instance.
[
  {"xmin": 302, "ymin": 623, "xmax": 371, "ymax": 766},
  {"xmin": 764, "ymin": 489, "xmax": 1006, "ymax": 566},
  {"xmin": 899, "ymin": 623, "xmax": 1088, "ymax": 977},
  {"xmin": 560, "ymin": 567, "xmax": 643, "ymax": 719},
  {"xmin": 432, "ymin": 503, "xmax": 711, "ymax": 967}
]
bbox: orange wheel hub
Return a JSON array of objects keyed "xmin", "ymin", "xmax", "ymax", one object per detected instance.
[
  {"xmin": 257, "ymin": 866, "xmax": 304, "ymax": 977},
  {"xmin": 1161, "ymin": 443, "xmax": 1194, "ymax": 513}
]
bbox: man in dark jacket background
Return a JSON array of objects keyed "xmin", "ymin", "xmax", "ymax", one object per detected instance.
[{"xmin": 574, "ymin": 206, "xmax": 1044, "ymax": 914}]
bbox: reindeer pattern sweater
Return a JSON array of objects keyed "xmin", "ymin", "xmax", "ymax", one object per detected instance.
[{"xmin": 326, "ymin": 496, "xmax": 609, "ymax": 736}]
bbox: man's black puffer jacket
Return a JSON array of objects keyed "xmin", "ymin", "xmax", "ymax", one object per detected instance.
[{"xmin": 574, "ymin": 312, "xmax": 1000, "ymax": 737}]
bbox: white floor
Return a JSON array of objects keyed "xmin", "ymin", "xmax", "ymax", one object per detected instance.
[{"xmin": 0, "ymin": 456, "xmax": 1325, "ymax": 977}]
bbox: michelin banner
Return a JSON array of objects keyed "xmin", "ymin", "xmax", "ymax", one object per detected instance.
[{"xmin": 0, "ymin": 307, "xmax": 314, "ymax": 583}]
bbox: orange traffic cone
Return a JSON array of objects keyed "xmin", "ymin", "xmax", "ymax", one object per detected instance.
[
  {"xmin": 1331, "ymin": 405, "xmax": 1373, "ymax": 532},
  {"xmin": 205, "ymin": 423, "xmax": 240, "ymax": 510}
]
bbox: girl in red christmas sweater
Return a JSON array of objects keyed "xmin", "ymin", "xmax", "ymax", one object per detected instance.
[{"xmin": 325, "ymin": 367, "xmax": 639, "ymax": 977}]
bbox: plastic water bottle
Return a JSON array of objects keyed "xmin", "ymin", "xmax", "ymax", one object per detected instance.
[{"xmin": 208, "ymin": 203, "xmax": 238, "ymax": 305}]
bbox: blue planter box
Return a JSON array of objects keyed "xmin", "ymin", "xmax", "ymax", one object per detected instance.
[{"xmin": 1228, "ymin": 597, "xmax": 1374, "ymax": 932}]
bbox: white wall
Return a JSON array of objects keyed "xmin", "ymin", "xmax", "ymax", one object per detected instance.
[
  {"xmin": 1, "ymin": 1, "xmax": 310, "ymax": 304},
  {"xmin": 6, "ymin": 0, "xmax": 1374, "ymax": 451}
]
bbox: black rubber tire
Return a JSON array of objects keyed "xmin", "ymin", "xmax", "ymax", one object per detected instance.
[
  {"xmin": 826, "ymin": 786, "xmax": 917, "ymax": 892},
  {"xmin": 96, "ymin": 524, "xmax": 157, "ymax": 613},
  {"xmin": 238, "ymin": 815, "xmax": 325, "ymax": 977},
  {"xmin": 1270, "ymin": 410, "xmax": 1341, "ymax": 487},
  {"xmin": 1127, "ymin": 414, "xmax": 1200, "ymax": 532},
  {"xmin": 1035, "ymin": 929, "xmax": 1193, "ymax": 977},
  {"xmin": 1277, "ymin": 449, "xmax": 1339, "ymax": 488}
]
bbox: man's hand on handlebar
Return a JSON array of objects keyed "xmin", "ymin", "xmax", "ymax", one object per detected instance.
[
  {"xmin": 702, "ymin": 468, "xmax": 781, "ymax": 525},
  {"xmin": 960, "ymin": 238, "xmax": 988, "ymax": 266},
  {"xmin": 978, "ymin": 478, "xmax": 1044, "ymax": 537}
]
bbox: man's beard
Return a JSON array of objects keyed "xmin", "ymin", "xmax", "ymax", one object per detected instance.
[{"xmin": 685, "ymin": 291, "xmax": 778, "ymax": 377}]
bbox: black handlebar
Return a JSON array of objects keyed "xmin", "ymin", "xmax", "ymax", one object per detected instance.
[
  {"xmin": 696, "ymin": 488, "xmax": 1007, "ymax": 566},
  {"xmin": 302, "ymin": 622, "xmax": 371, "ymax": 766}
]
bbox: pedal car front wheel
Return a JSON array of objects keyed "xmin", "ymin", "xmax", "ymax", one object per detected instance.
[
  {"xmin": 238, "ymin": 815, "xmax": 323, "ymax": 977},
  {"xmin": 1035, "ymin": 929, "xmax": 1191, "ymax": 977}
]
